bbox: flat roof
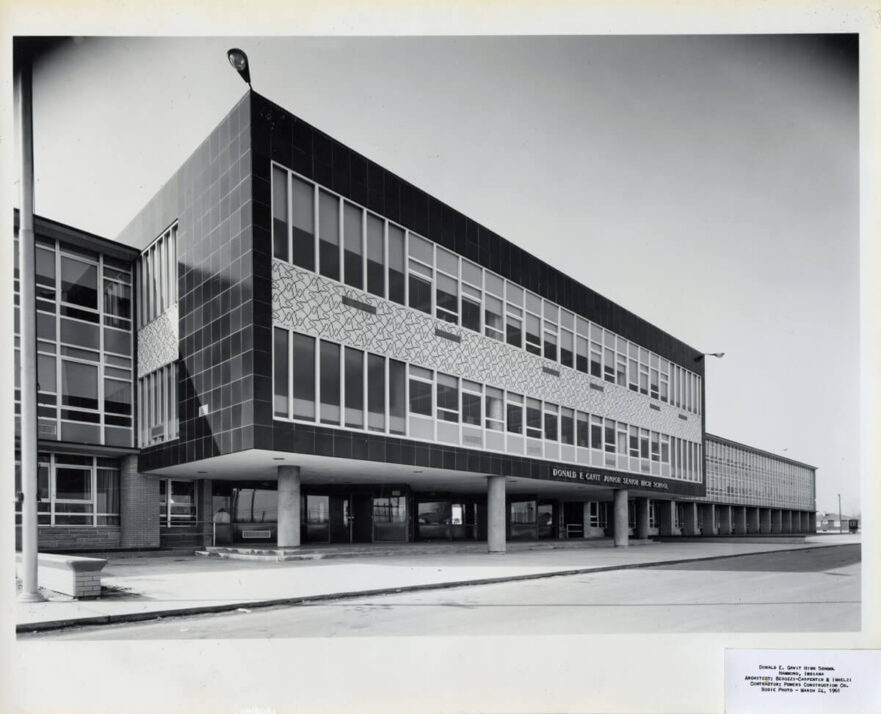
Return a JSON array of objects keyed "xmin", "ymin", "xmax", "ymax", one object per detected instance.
[
  {"xmin": 15, "ymin": 210, "xmax": 140, "ymax": 262},
  {"xmin": 705, "ymin": 433, "xmax": 817, "ymax": 471}
]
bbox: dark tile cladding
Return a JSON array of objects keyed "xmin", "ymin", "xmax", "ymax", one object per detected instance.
[
  {"xmin": 117, "ymin": 93, "xmax": 255, "ymax": 471},
  {"xmin": 248, "ymin": 91, "xmax": 704, "ymax": 375}
]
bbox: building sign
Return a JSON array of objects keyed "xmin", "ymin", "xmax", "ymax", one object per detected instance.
[{"xmin": 547, "ymin": 464, "xmax": 702, "ymax": 496}]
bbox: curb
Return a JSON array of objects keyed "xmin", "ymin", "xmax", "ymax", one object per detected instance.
[{"xmin": 17, "ymin": 542, "xmax": 858, "ymax": 635}]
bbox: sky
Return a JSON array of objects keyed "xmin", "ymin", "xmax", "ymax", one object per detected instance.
[{"xmin": 20, "ymin": 35, "xmax": 860, "ymax": 515}]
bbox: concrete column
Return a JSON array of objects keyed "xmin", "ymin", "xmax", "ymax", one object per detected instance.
[
  {"xmin": 808, "ymin": 512, "xmax": 817, "ymax": 533},
  {"xmin": 487, "ymin": 476, "xmax": 506, "ymax": 553},
  {"xmin": 701, "ymin": 504, "xmax": 717, "ymax": 536},
  {"xmin": 760, "ymin": 508, "xmax": 772, "ymax": 534},
  {"xmin": 635, "ymin": 498, "xmax": 650, "ymax": 540},
  {"xmin": 582, "ymin": 502, "xmax": 591, "ymax": 538},
  {"xmin": 658, "ymin": 500, "xmax": 676, "ymax": 536},
  {"xmin": 718, "ymin": 505, "xmax": 732, "ymax": 535},
  {"xmin": 747, "ymin": 507, "xmax": 760, "ymax": 534},
  {"xmin": 613, "ymin": 489, "xmax": 629, "ymax": 547},
  {"xmin": 277, "ymin": 465, "xmax": 301, "ymax": 548},
  {"xmin": 771, "ymin": 509, "xmax": 782, "ymax": 534},
  {"xmin": 784, "ymin": 510, "xmax": 793, "ymax": 533},
  {"xmin": 199, "ymin": 479, "xmax": 213, "ymax": 546},
  {"xmin": 120, "ymin": 454, "xmax": 160, "ymax": 548},
  {"xmin": 793, "ymin": 511, "xmax": 802, "ymax": 533},
  {"xmin": 681, "ymin": 502, "xmax": 699, "ymax": 536}
]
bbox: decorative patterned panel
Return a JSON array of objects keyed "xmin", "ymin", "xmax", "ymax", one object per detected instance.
[
  {"xmin": 137, "ymin": 304, "xmax": 178, "ymax": 377},
  {"xmin": 273, "ymin": 261, "xmax": 702, "ymax": 442}
]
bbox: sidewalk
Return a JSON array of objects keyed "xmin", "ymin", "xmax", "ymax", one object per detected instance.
[{"xmin": 14, "ymin": 534, "xmax": 860, "ymax": 634}]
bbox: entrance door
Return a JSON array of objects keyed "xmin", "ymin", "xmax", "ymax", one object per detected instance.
[
  {"xmin": 304, "ymin": 495, "xmax": 330, "ymax": 543},
  {"xmin": 351, "ymin": 494, "xmax": 373, "ymax": 543},
  {"xmin": 329, "ymin": 495, "xmax": 351, "ymax": 543}
]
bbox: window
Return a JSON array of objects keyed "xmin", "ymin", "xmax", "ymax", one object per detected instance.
[
  {"xmin": 343, "ymin": 201, "xmax": 363, "ymax": 289},
  {"xmin": 273, "ymin": 327, "xmax": 289, "ymax": 417},
  {"xmin": 590, "ymin": 327, "xmax": 602, "ymax": 378},
  {"xmin": 136, "ymin": 224, "xmax": 177, "ymax": 328},
  {"xmin": 484, "ymin": 295, "xmax": 504, "ymax": 342},
  {"xmin": 435, "ymin": 248, "xmax": 459, "ymax": 324},
  {"xmin": 159, "ymin": 478, "xmax": 197, "ymax": 527},
  {"xmin": 318, "ymin": 189, "xmax": 340, "ymax": 280},
  {"xmin": 367, "ymin": 353, "xmax": 385, "ymax": 432},
  {"xmin": 272, "ymin": 164, "xmax": 289, "ymax": 261},
  {"xmin": 576, "ymin": 411, "xmax": 589, "ymax": 447},
  {"xmin": 14, "ymin": 454, "xmax": 121, "ymax": 528},
  {"xmin": 616, "ymin": 337, "xmax": 627, "ymax": 386},
  {"xmin": 366, "ymin": 213, "xmax": 384, "ymax": 297},
  {"xmin": 543, "ymin": 302, "xmax": 558, "ymax": 361},
  {"xmin": 560, "ymin": 327, "xmax": 574, "ymax": 368},
  {"xmin": 544, "ymin": 402, "xmax": 558, "ymax": 441},
  {"xmin": 485, "ymin": 386, "xmax": 504, "ymax": 431},
  {"xmin": 388, "ymin": 359, "xmax": 407, "ymax": 434},
  {"xmin": 561, "ymin": 407, "xmax": 574, "ymax": 445},
  {"xmin": 344, "ymin": 347, "xmax": 364, "ymax": 428},
  {"xmin": 319, "ymin": 340, "xmax": 341, "ymax": 424},
  {"xmin": 603, "ymin": 331, "xmax": 615, "ymax": 383},
  {"xmin": 590, "ymin": 415, "xmax": 603, "ymax": 450},
  {"xmin": 291, "ymin": 175, "xmax": 315, "ymax": 270},
  {"xmin": 506, "ymin": 392, "xmax": 523, "ymax": 434},
  {"xmin": 293, "ymin": 333, "xmax": 316, "ymax": 420},
  {"xmin": 484, "ymin": 272, "xmax": 504, "ymax": 341},
  {"xmin": 436, "ymin": 372, "xmax": 459, "ymax": 423},
  {"xmin": 526, "ymin": 398, "xmax": 542, "ymax": 439},
  {"xmin": 387, "ymin": 225, "xmax": 406, "ymax": 305},
  {"xmin": 409, "ymin": 365, "xmax": 433, "ymax": 417},
  {"xmin": 462, "ymin": 380, "xmax": 482, "ymax": 426},
  {"xmin": 408, "ymin": 233, "xmax": 433, "ymax": 314},
  {"xmin": 460, "ymin": 260, "xmax": 482, "ymax": 333},
  {"xmin": 61, "ymin": 256, "xmax": 98, "ymax": 313},
  {"xmin": 525, "ymin": 292, "xmax": 542, "ymax": 355},
  {"xmin": 137, "ymin": 363, "xmax": 178, "ymax": 446}
]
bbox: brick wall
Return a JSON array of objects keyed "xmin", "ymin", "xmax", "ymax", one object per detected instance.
[
  {"xmin": 15, "ymin": 526, "xmax": 121, "ymax": 551},
  {"xmin": 120, "ymin": 453, "xmax": 160, "ymax": 547}
]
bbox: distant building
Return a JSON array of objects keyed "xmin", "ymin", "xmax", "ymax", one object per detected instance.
[{"xmin": 14, "ymin": 91, "xmax": 817, "ymax": 552}]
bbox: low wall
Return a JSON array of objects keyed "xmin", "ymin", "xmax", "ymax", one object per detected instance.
[{"xmin": 15, "ymin": 526, "xmax": 121, "ymax": 552}]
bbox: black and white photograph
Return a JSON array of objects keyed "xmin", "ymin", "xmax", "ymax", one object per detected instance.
[{"xmin": 3, "ymin": 5, "xmax": 879, "ymax": 714}]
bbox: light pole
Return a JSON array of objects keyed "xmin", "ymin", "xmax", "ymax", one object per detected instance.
[
  {"xmin": 15, "ymin": 41, "xmax": 44, "ymax": 602},
  {"xmin": 838, "ymin": 493, "xmax": 843, "ymax": 534},
  {"xmin": 693, "ymin": 352, "xmax": 725, "ymax": 362}
]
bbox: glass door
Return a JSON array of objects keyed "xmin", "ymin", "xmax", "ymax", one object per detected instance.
[{"xmin": 305, "ymin": 495, "xmax": 330, "ymax": 543}]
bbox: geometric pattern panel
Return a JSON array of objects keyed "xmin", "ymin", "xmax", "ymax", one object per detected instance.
[
  {"xmin": 137, "ymin": 303, "xmax": 179, "ymax": 378},
  {"xmin": 273, "ymin": 260, "xmax": 701, "ymax": 441}
]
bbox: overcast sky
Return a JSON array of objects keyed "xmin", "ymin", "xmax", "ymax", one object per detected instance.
[{"xmin": 23, "ymin": 35, "xmax": 860, "ymax": 514}]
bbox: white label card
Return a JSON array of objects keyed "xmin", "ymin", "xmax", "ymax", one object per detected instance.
[{"xmin": 725, "ymin": 649, "xmax": 881, "ymax": 714}]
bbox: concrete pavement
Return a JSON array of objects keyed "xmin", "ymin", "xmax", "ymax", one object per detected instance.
[{"xmin": 14, "ymin": 533, "xmax": 860, "ymax": 634}]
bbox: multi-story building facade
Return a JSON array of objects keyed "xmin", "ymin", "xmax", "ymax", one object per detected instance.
[{"xmin": 13, "ymin": 91, "xmax": 816, "ymax": 552}]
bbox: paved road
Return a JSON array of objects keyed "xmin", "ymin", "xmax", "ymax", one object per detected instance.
[{"xmin": 35, "ymin": 544, "xmax": 860, "ymax": 639}]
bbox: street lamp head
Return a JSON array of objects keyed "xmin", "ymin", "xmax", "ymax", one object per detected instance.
[
  {"xmin": 694, "ymin": 351, "xmax": 725, "ymax": 362},
  {"xmin": 227, "ymin": 48, "xmax": 251, "ymax": 86}
]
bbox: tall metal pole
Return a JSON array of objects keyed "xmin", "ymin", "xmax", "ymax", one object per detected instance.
[
  {"xmin": 837, "ymin": 493, "xmax": 843, "ymax": 534},
  {"xmin": 16, "ymin": 51, "xmax": 44, "ymax": 602}
]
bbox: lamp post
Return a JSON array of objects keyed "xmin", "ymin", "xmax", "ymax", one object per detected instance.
[
  {"xmin": 838, "ymin": 493, "xmax": 843, "ymax": 534},
  {"xmin": 15, "ymin": 42, "xmax": 45, "ymax": 602},
  {"xmin": 694, "ymin": 352, "xmax": 725, "ymax": 362}
]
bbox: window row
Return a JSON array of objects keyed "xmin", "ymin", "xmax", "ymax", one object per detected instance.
[
  {"xmin": 271, "ymin": 164, "xmax": 702, "ymax": 415},
  {"xmin": 14, "ymin": 348, "xmax": 133, "ymax": 448},
  {"xmin": 137, "ymin": 363, "xmax": 179, "ymax": 447},
  {"xmin": 135, "ymin": 223, "xmax": 177, "ymax": 328},
  {"xmin": 272, "ymin": 329, "xmax": 702, "ymax": 482},
  {"xmin": 13, "ymin": 453, "xmax": 120, "ymax": 527}
]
